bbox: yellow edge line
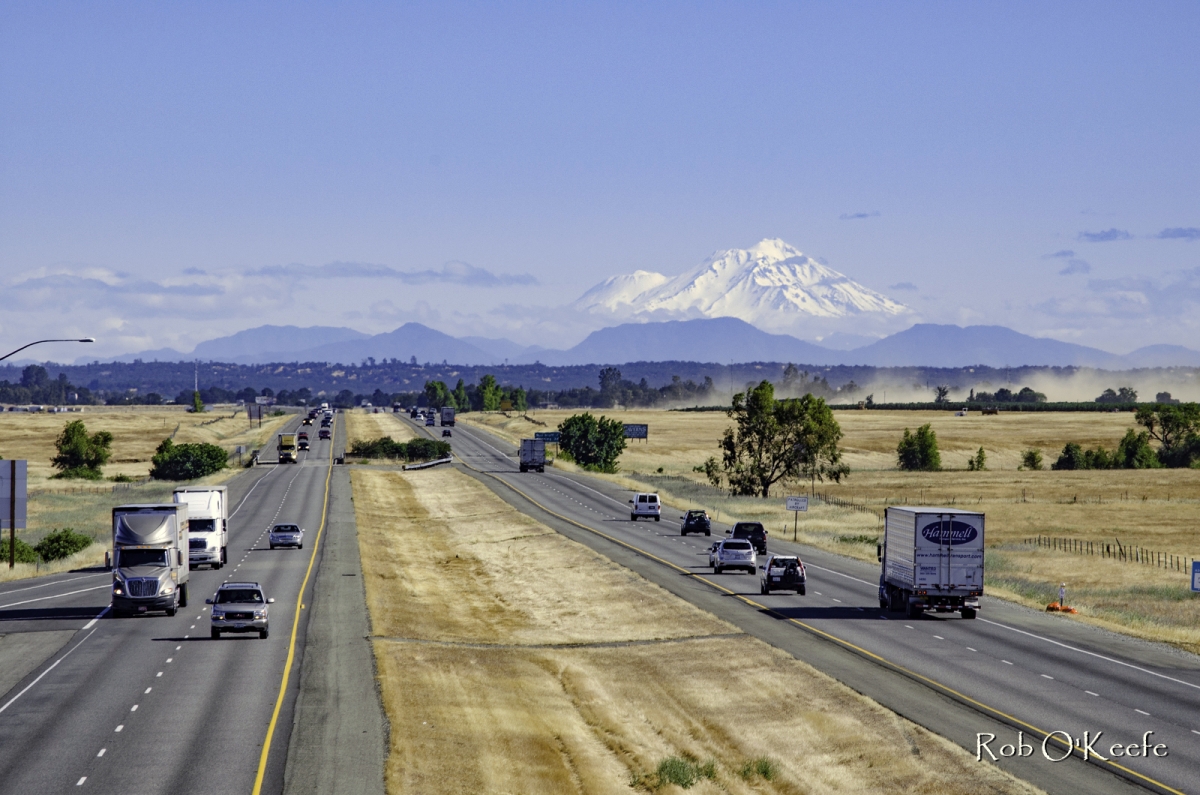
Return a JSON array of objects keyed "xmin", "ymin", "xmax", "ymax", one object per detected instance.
[
  {"xmin": 251, "ymin": 420, "xmax": 336, "ymax": 795},
  {"xmin": 455, "ymin": 455, "xmax": 1187, "ymax": 795}
]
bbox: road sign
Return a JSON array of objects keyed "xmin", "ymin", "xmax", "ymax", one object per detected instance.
[
  {"xmin": 1192, "ymin": 560, "xmax": 1200, "ymax": 593},
  {"xmin": 1, "ymin": 460, "xmax": 28, "ymax": 529},
  {"xmin": 786, "ymin": 496, "xmax": 808, "ymax": 512},
  {"xmin": 623, "ymin": 424, "xmax": 648, "ymax": 439},
  {"xmin": 534, "ymin": 431, "xmax": 560, "ymax": 442}
]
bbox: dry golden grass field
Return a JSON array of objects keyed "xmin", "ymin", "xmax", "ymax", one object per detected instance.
[
  {"xmin": 344, "ymin": 408, "xmax": 415, "ymax": 447},
  {"xmin": 460, "ymin": 409, "xmax": 1200, "ymax": 653},
  {"xmin": 0, "ymin": 406, "xmax": 289, "ymax": 582},
  {"xmin": 353, "ymin": 466, "xmax": 1041, "ymax": 795}
]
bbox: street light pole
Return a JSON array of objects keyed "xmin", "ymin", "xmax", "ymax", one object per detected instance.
[{"xmin": 0, "ymin": 338, "xmax": 95, "ymax": 363}]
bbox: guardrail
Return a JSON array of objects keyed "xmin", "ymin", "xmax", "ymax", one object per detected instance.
[{"xmin": 403, "ymin": 457, "xmax": 453, "ymax": 471}]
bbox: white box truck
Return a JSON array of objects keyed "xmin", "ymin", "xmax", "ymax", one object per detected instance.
[
  {"xmin": 174, "ymin": 486, "xmax": 228, "ymax": 570},
  {"xmin": 877, "ymin": 507, "xmax": 984, "ymax": 619},
  {"xmin": 111, "ymin": 504, "xmax": 190, "ymax": 617},
  {"xmin": 441, "ymin": 406, "xmax": 455, "ymax": 426},
  {"xmin": 519, "ymin": 439, "xmax": 545, "ymax": 473}
]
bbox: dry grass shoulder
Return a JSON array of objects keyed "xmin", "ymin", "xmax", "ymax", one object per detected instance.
[
  {"xmin": 353, "ymin": 466, "xmax": 1041, "ymax": 795},
  {"xmin": 344, "ymin": 408, "xmax": 416, "ymax": 447},
  {"xmin": 460, "ymin": 409, "xmax": 1200, "ymax": 654}
]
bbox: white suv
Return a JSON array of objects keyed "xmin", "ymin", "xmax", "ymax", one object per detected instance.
[
  {"xmin": 629, "ymin": 493, "xmax": 661, "ymax": 522},
  {"xmin": 709, "ymin": 539, "xmax": 757, "ymax": 574}
]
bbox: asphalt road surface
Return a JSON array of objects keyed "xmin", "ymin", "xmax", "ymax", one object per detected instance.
[
  {"xmin": 415, "ymin": 414, "xmax": 1200, "ymax": 795},
  {"xmin": 0, "ymin": 413, "xmax": 373, "ymax": 795}
]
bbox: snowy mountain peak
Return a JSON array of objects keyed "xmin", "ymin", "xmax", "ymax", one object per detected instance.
[{"xmin": 572, "ymin": 238, "xmax": 908, "ymax": 329}]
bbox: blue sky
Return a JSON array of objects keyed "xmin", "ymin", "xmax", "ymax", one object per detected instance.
[{"xmin": 2, "ymin": 1, "xmax": 1198, "ymax": 357}]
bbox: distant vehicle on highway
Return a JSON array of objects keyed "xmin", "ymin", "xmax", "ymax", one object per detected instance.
[
  {"xmin": 629, "ymin": 492, "xmax": 661, "ymax": 522},
  {"xmin": 728, "ymin": 521, "xmax": 767, "ymax": 554},
  {"xmin": 709, "ymin": 539, "xmax": 756, "ymax": 574},
  {"xmin": 519, "ymin": 438, "xmax": 546, "ymax": 473},
  {"xmin": 442, "ymin": 428, "xmax": 452, "ymax": 437},
  {"xmin": 679, "ymin": 510, "xmax": 710, "ymax": 536},
  {"xmin": 174, "ymin": 486, "xmax": 228, "ymax": 570},
  {"xmin": 318, "ymin": 428, "xmax": 331, "ymax": 440},
  {"xmin": 760, "ymin": 554, "xmax": 806, "ymax": 595},
  {"xmin": 269, "ymin": 523, "xmax": 304, "ymax": 550},
  {"xmin": 207, "ymin": 581, "xmax": 274, "ymax": 639},
  {"xmin": 425, "ymin": 415, "xmax": 435, "ymax": 426},
  {"xmin": 441, "ymin": 406, "xmax": 455, "ymax": 426},
  {"xmin": 302, "ymin": 417, "xmax": 313, "ymax": 426}
]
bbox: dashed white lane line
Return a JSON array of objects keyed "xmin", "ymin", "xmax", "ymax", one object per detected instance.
[
  {"xmin": 130, "ymin": 705, "xmax": 138, "ymax": 712},
  {"xmin": 114, "ymin": 725, "xmax": 123, "ymax": 733},
  {"xmin": 831, "ymin": 598, "xmax": 842, "ymax": 603},
  {"xmin": 1086, "ymin": 690, "xmax": 1099, "ymax": 696},
  {"xmin": 96, "ymin": 749, "xmax": 105, "ymax": 757},
  {"xmin": 967, "ymin": 647, "xmax": 978, "ymax": 652},
  {"xmin": 933, "ymin": 635, "xmax": 944, "ymax": 640},
  {"xmin": 175, "ymin": 645, "xmax": 181, "ymax": 650},
  {"xmin": 1041, "ymin": 674, "xmax": 1054, "ymax": 680},
  {"xmin": 1192, "ymin": 730, "xmax": 1200, "ymax": 736},
  {"xmin": 76, "ymin": 777, "xmax": 86, "ymax": 786},
  {"xmin": 165, "ymin": 658, "xmax": 173, "ymax": 663},
  {"xmin": 156, "ymin": 672, "xmax": 163, "ymax": 677},
  {"xmin": 1002, "ymin": 660, "xmax": 1013, "ymax": 665},
  {"xmin": 144, "ymin": 688, "xmax": 152, "ymax": 694},
  {"xmin": 904, "ymin": 625, "xmax": 913, "ymax": 629},
  {"xmin": 1136, "ymin": 709, "xmax": 1151, "ymax": 716},
  {"xmin": 190, "ymin": 625, "xmax": 195, "ymax": 629},
  {"xmin": 82, "ymin": 606, "xmax": 111, "ymax": 630}
]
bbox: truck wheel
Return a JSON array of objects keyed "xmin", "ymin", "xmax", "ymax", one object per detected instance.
[
  {"xmin": 211, "ymin": 629, "xmax": 220, "ymax": 640},
  {"xmin": 961, "ymin": 607, "xmax": 977, "ymax": 619},
  {"xmin": 680, "ymin": 529, "xmax": 687, "ymax": 536},
  {"xmin": 905, "ymin": 600, "xmax": 921, "ymax": 619},
  {"xmin": 888, "ymin": 589, "xmax": 904, "ymax": 612},
  {"xmin": 798, "ymin": 585, "xmax": 806, "ymax": 596},
  {"xmin": 222, "ymin": 547, "xmax": 227, "ymax": 565},
  {"xmin": 879, "ymin": 598, "xmax": 889, "ymax": 609},
  {"xmin": 655, "ymin": 517, "xmax": 660, "ymax": 522},
  {"xmin": 704, "ymin": 530, "xmax": 710, "ymax": 536},
  {"xmin": 630, "ymin": 514, "xmax": 637, "ymax": 522},
  {"xmin": 260, "ymin": 629, "xmax": 269, "ymax": 639},
  {"xmin": 179, "ymin": 584, "xmax": 188, "ymax": 608},
  {"xmin": 166, "ymin": 606, "xmax": 177, "ymax": 617},
  {"xmin": 714, "ymin": 566, "xmax": 722, "ymax": 574},
  {"xmin": 760, "ymin": 583, "xmax": 768, "ymax": 594}
]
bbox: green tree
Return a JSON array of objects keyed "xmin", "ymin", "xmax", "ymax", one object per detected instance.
[
  {"xmin": 511, "ymin": 386, "xmax": 528, "ymax": 412},
  {"xmin": 1021, "ymin": 449, "xmax": 1044, "ymax": 470},
  {"xmin": 710, "ymin": 381, "xmax": 847, "ymax": 498},
  {"xmin": 453, "ymin": 379, "xmax": 469, "ymax": 413},
  {"xmin": 192, "ymin": 391, "xmax": 205, "ymax": 413},
  {"xmin": 478, "ymin": 375, "xmax": 502, "ymax": 411},
  {"xmin": 558, "ymin": 412, "xmax": 627, "ymax": 472},
  {"xmin": 51, "ymin": 420, "xmax": 113, "ymax": 480},
  {"xmin": 1051, "ymin": 442, "xmax": 1087, "ymax": 470},
  {"xmin": 897, "ymin": 424, "xmax": 940, "ymax": 471},
  {"xmin": 423, "ymin": 380, "xmax": 452, "ymax": 410},
  {"xmin": 1134, "ymin": 403, "xmax": 1200, "ymax": 467},
  {"xmin": 598, "ymin": 367, "xmax": 623, "ymax": 407},
  {"xmin": 34, "ymin": 528, "xmax": 92, "ymax": 562},
  {"xmin": 1115, "ymin": 429, "xmax": 1161, "ymax": 469},
  {"xmin": 933, "ymin": 385, "xmax": 950, "ymax": 404},
  {"xmin": 149, "ymin": 439, "xmax": 228, "ymax": 480},
  {"xmin": 966, "ymin": 446, "xmax": 987, "ymax": 471}
]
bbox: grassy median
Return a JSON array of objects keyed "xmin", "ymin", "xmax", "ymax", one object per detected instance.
[{"xmin": 353, "ymin": 466, "xmax": 1042, "ymax": 795}]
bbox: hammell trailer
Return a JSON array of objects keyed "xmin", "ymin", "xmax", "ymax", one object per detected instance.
[{"xmin": 878, "ymin": 507, "xmax": 984, "ymax": 619}]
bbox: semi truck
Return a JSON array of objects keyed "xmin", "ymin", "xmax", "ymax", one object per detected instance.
[
  {"xmin": 878, "ymin": 507, "xmax": 984, "ymax": 619},
  {"xmin": 277, "ymin": 433, "xmax": 298, "ymax": 463},
  {"xmin": 173, "ymin": 486, "xmax": 227, "ymax": 570},
  {"xmin": 519, "ymin": 438, "xmax": 546, "ymax": 473},
  {"xmin": 111, "ymin": 504, "xmax": 190, "ymax": 617},
  {"xmin": 441, "ymin": 407, "xmax": 455, "ymax": 427}
]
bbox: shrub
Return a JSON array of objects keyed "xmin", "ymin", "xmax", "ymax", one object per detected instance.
[
  {"xmin": 1021, "ymin": 449, "xmax": 1044, "ymax": 470},
  {"xmin": 897, "ymin": 424, "xmax": 940, "ymax": 471},
  {"xmin": 739, "ymin": 756, "xmax": 778, "ymax": 781},
  {"xmin": 652, "ymin": 756, "xmax": 716, "ymax": 789},
  {"xmin": 150, "ymin": 439, "xmax": 228, "ymax": 480},
  {"xmin": 0, "ymin": 537, "xmax": 39, "ymax": 564},
  {"xmin": 34, "ymin": 528, "xmax": 93, "ymax": 562},
  {"xmin": 966, "ymin": 446, "xmax": 987, "ymax": 471},
  {"xmin": 1051, "ymin": 442, "xmax": 1087, "ymax": 470},
  {"xmin": 348, "ymin": 437, "xmax": 450, "ymax": 462},
  {"xmin": 558, "ymin": 412, "xmax": 627, "ymax": 472}
]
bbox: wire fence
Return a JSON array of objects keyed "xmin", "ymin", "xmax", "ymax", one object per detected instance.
[{"xmin": 1025, "ymin": 534, "xmax": 1195, "ymax": 572}]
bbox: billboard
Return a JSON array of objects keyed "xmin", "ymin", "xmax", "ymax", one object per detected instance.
[
  {"xmin": 623, "ymin": 424, "xmax": 648, "ymax": 439},
  {"xmin": 534, "ymin": 431, "xmax": 560, "ymax": 442}
]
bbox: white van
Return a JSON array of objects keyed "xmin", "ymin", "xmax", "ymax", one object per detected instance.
[{"xmin": 629, "ymin": 493, "xmax": 661, "ymax": 522}]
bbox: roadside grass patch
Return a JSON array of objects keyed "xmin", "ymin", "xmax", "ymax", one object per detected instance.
[
  {"xmin": 632, "ymin": 755, "xmax": 716, "ymax": 790},
  {"xmin": 739, "ymin": 756, "xmax": 779, "ymax": 781}
]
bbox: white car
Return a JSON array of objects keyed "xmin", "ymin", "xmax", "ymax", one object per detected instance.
[
  {"xmin": 628, "ymin": 492, "xmax": 661, "ymax": 522},
  {"xmin": 269, "ymin": 523, "xmax": 304, "ymax": 550},
  {"xmin": 709, "ymin": 539, "xmax": 757, "ymax": 574}
]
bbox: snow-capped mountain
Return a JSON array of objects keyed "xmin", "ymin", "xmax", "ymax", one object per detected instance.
[{"xmin": 572, "ymin": 239, "xmax": 908, "ymax": 331}]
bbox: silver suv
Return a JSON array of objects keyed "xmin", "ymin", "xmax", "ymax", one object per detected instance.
[
  {"xmin": 207, "ymin": 582, "xmax": 274, "ymax": 639},
  {"xmin": 269, "ymin": 523, "xmax": 304, "ymax": 549},
  {"xmin": 709, "ymin": 539, "xmax": 757, "ymax": 574}
]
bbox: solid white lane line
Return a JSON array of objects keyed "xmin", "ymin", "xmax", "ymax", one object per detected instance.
[
  {"xmin": 0, "ymin": 572, "xmax": 106, "ymax": 597},
  {"xmin": 0, "ymin": 627, "xmax": 99, "ymax": 715},
  {"xmin": 0, "ymin": 584, "xmax": 110, "ymax": 610},
  {"xmin": 82, "ymin": 606, "xmax": 111, "ymax": 630}
]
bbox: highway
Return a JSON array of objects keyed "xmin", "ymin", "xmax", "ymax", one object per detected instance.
[
  {"xmin": 0, "ymin": 414, "xmax": 371, "ymax": 795},
  {"xmin": 417, "ymin": 414, "xmax": 1200, "ymax": 795}
]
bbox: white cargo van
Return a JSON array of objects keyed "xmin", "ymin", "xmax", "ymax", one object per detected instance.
[{"xmin": 629, "ymin": 493, "xmax": 661, "ymax": 522}]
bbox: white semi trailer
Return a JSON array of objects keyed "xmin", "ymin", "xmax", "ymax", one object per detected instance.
[
  {"xmin": 174, "ymin": 486, "xmax": 228, "ymax": 570},
  {"xmin": 519, "ymin": 439, "xmax": 546, "ymax": 473},
  {"xmin": 877, "ymin": 507, "xmax": 984, "ymax": 619}
]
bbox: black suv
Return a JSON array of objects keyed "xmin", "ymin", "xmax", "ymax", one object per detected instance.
[
  {"xmin": 729, "ymin": 522, "xmax": 767, "ymax": 554},
  {"xmin": 679, "ymin": 510, "xmax": 711, "ymax": 536}
]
